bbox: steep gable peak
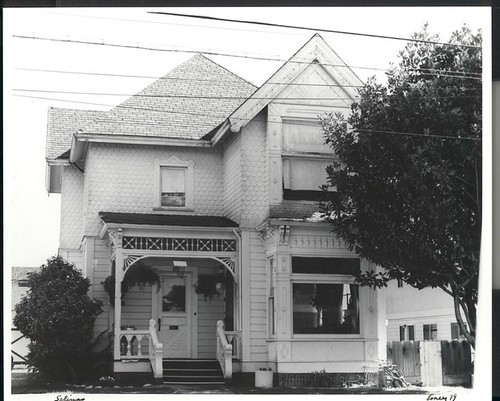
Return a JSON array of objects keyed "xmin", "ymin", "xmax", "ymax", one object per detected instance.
[{"xmin": 216, "ymin": 33, "xmax": 364, "ymax": 138}]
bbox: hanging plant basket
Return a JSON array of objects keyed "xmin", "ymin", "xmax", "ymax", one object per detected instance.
[
  {"xmin": 102, "ymin": 265, "xmax": 160, "ymax": 307},
  {"xmin": 194, "ymin": 272, "xmax": 225, "ymax": 301}
]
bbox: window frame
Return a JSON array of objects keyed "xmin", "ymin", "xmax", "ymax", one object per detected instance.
[
  {"xmin": 451, "ymin": 322, "xmax": 466, "ymax": 340},
  {"xmin": 290, "ymin": 256, "xmax": 362, "ymax": 339},
  {"xmin": 280, "ymin": 117, "xmax": 337, "ymax": 201},
  {"xmin": 423, "ymin": 323, "xmax": 438, "ymax": 341},
  {"xmin": 154, "ymin": 157, "xmax": 194, "ymax": 211}
]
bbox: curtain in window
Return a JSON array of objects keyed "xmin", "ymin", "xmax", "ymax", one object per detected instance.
[
  {"xmin": 283, "ymin": 158, "xmax": 331, "ymax": 191},
  {"xmin": 161, "ymin": 168, "xmax": 185, "ymax": 193}
]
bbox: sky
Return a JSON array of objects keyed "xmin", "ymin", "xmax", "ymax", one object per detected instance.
[
  {"xmin": 4, "ymin": 7, "xmax": 488, "ymax": 268},
  {"xmin": 2, "ymin": 6, "xmax": 492, "ymax": 400}
]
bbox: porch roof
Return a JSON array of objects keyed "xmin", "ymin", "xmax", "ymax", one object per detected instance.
[{"xmin": 99, "ymin": 212, "xmax": 239, "ymax": 228}]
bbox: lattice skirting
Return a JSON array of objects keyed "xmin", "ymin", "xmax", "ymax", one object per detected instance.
[{"xmin": 277, "ymin": 372, "xmax": 380, "ymax": 388}]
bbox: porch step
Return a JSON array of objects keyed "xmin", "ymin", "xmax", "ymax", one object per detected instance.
[{"xmin": 162, "ymin": 359, "xmax": 224, "ymax": 384}]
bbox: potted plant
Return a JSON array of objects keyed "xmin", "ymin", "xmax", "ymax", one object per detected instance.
[
  {"xmin": 194, "ymin": 272, "xmax": 225, "ymax": 301},
  {"xmin": 102, "ymin": 265, "xmax": 160, "ymax": 307},
  {"xmin": 255, "ymin": 367, "xmax": 273, "ymax": 388}
]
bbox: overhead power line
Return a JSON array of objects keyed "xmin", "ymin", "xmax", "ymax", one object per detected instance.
[
  {"xmin": 14, "ymin": 93, "xmax": 480, "ymax": 142},
  {"xmin": 12, "ymin": 35, "xmax": 482, "ymax": 80},
  {"xmin": 148, "ymin": 11, "xmax": 482, "ymax": 50},
  {"xmin": 15, "ymin": 68, "xmax": 484, "ymax": 93},
  {"xmin": 11, "ymin": 88, "xmax": 482, "ymax": 101}
]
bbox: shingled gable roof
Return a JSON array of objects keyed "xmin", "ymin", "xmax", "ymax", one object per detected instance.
[
  {"xmin": 78, "ymin": 54, "xmax": 257, "ymax": 140},
  {"xmin": 211, "ymin": 34, "xmax": 365, "ymax": 144},
  {"xmin": 46, "ymin": 108, "xmax": 104, "ymax": 161}
]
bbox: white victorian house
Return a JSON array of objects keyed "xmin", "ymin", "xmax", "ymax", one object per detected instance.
[{"xmin": 46, "ymin": 34, "xmax": 386, "ymax": 386}]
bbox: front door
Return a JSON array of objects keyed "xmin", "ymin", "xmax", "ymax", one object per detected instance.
[{"xmin": 159, "ymin": 272, "xmax": 194, "ymax": 358}]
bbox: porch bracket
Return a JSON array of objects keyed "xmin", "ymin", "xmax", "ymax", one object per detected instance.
[
  {"xmin": 211, "ymin": 257, "xmax": 237, "ymax": 282},
  {"xmin": 123, "ymin": 255, "xmax": 149, "ymax": 274}
]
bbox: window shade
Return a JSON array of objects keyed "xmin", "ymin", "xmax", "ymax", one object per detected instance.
[{"xmin": 161, "ymin": 168, "xmax": 185, "ymax": 193}]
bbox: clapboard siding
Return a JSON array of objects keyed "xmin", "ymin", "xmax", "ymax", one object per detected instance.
[
  {"xmin": 121, "ymin": 286, "xmax": 153, "ymax": 330},
  {"xmin": 197, "ymin": 265, "xmax": 225, "ymax": 358},
  {"xmin": 92, "ymin": 239, "xmax": 113, "ymax": 335},
  {"xmin": 248, "ymin": 230, "xmax": 268, "ymax": 361}
]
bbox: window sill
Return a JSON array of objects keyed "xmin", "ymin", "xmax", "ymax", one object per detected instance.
[{"xmin": 152, "ymin": 207, "xmax": 195, "ymax": 213}]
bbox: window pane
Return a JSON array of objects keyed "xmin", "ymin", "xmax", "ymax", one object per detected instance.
[
  {"xmin": 423, "ymin": 324, "xmax": 437, "ymax": 341},
  {"xmin": 399, "ymin": 326, "xmax": 405, "ymax": 341},
  {"xmin": 292, "ymin": 257, "xmax": 360, "ymax": 275},
  {"xmin": 282, "ymin": 119, "xmax": 331, "ymax": 153},
  {"xmin": 450, "ymin": 323, "xmax": 465, "ymax": 340},
  {"xmin": 162, "ymin": 276, "xmax": 186, "ymax": 312},
  {"xmin": 161, "ymin": 167, "xmax": 186, "ymax": 207},
  {"xmin": 408, "ymin": 325, "xmax": 415, "ymax": 340},
  {"xmin": 283, "ymin": 158, "xmax": 332, "ymax": 191},
  {"xmin": 293, "ymin": 283, "xmax": 359, "ymax": 334}
]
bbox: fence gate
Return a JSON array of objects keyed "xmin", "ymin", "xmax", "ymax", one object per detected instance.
[
  {"xmin": 440, "ymin": 340, "xmax": 472, "ymax": 387},
  {"xmin": 387, "ymin": 341, "xmax": 421, "ymax": 384},
  {"xmin": 11, "ymin": 328, "xmax": 29, "ymax": 369},
  {"xmin": 420, "ymin": 341, "xmax": 442, "ymax": 386}
]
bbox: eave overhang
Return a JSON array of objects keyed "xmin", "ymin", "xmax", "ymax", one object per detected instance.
[{"xmin": 70, "ymin": 132, "xmax": 212, "ymax": 163}]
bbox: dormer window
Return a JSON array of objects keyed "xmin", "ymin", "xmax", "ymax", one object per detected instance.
[{"xmin": 154, "ymin": 157, "xmax": 194, "ymax": 210}]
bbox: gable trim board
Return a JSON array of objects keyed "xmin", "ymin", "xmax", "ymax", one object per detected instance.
[{"xmin": 211, "ymin": 34, "xmax": 364, "ymax": 145}]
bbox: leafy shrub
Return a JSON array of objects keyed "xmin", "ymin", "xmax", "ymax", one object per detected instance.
[{"xmin": 14, "ymin": 256, "xmax": 103, "ymax": 382}]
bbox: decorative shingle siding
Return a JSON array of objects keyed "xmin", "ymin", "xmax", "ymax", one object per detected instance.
[
  {"xmin": 241, "ymin": 110, "xmax": 269, "ymax": 227},
  {"xmin": 60, "ymin": 165, "xmax": 85, "ymax": 249},
  {"xmin": 223, "ymin": 131, "xmax": 243, "ymax": 223},
  {"xmin": 83, "ymin": 143, "xmax": 224, "ymax": 237},
  {"xmin": 82, "ymin": 54, "xmax": 256, "ymax": 140}
]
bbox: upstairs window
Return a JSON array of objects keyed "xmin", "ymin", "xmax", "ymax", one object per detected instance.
[
  {"xmin": 282, "ymin": 118, "xmax": 336, "ymax": 201},
  {"xmin": 161, "ymin": 167, "xmax": 186, "ymax": 207},
  {"xmin": 155, "ymin": 157, "xmax": 193, "ymax": 210}
]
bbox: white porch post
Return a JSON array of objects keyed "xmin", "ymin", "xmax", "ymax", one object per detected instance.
[{"xmin": 113, "ymin": 231, "xmax": 124, "ymax": 361}]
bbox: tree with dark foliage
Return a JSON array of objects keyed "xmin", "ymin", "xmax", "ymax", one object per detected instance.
[
  {"xmin": 320, "ymin": 26, "xmax": 481, "ymax": 348},
  {"xmin": 14, "ymin": 256, "xmax": 103, "ymax": 381}
]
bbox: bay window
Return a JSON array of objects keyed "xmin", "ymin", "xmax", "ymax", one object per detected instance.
[{"xmin": 291, "ymin": 257, "xmax": 360, "ymax": 335}]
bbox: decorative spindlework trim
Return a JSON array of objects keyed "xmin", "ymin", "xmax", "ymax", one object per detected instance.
[
  {"xmin": 124, "ymin": 255, "xmax": 144, "ymax": 272},
  {"xmin": 291, "ymin": 235, "xmax": 346, "ymax": 249},
  {"xmin": 122, "ymin": 236, "xmax": 237, "ymax": 253},
  {"xmin": 212, "ymin": 257, "xmax": 236, "ymax": 279}
]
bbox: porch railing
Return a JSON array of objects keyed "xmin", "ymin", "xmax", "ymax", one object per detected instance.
[
  {"xmin": 224, "ymin": 330, "xmax": 241, "ymax": 360},
  {"xmin": 117, "ymin": 319, "xmax": 163, "ymax": 379},
  {"xmin": 216, "ymin": 320, "xmax": 234, "ymax": 380},
  {"xmin": 148, "ymin": 319, "xmax": 163, "ymax": 379},
  {"xmin": 119, "ymin": 329, "xmax": 150, "ymax": 359}
]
